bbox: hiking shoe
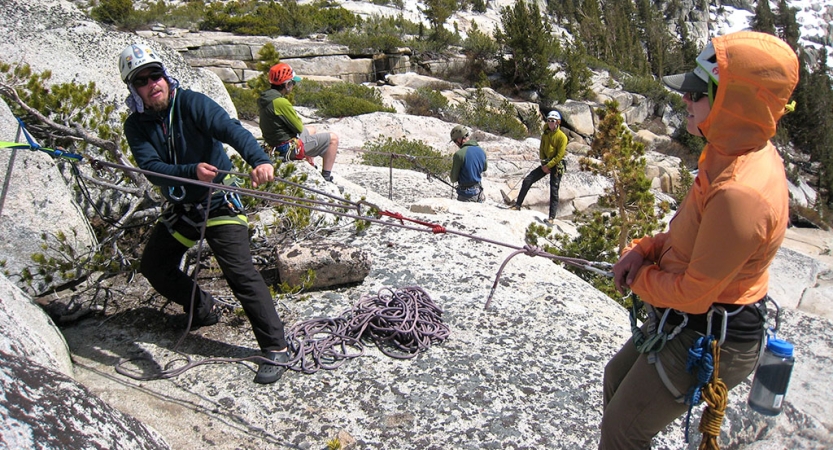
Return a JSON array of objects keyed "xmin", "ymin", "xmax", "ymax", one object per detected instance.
[
  {"xmin": 544, "ymin": 218, "xmax": 556, "ymax": 226},
  {"xmin": 254, "ymin": 350, "xmax": 290, "ymax": 384},
  {"xmin": 172, "ymin": 305, "xmax": 221, "ymax": 330},
  {"xmin": 509, "ymin": 204, "xmax": 521, "ymax": 211},
  {"xmin": 322, "ymin": 174, "xmax": 334, "ymax": 183}
]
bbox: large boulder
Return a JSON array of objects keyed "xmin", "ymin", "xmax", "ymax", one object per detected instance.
[
  {"xmin": 277, "ymin": 241, "xmax": 372, "ymax": 290},
  {"xmin": 0, "ymin": 103, "xmax": 98, "ymax": 295},
  {"xmin": 0, "ymin": 349, "xmax": 170, "ymax": 450},
  {"xmin": 0, "ymin": 273, "xmax": 72, "ymax": 376}
]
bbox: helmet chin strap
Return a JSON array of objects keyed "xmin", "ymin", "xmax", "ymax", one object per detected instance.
[{"xmin": 708, "ymin": 80, "xmax": 719, "ymax": 107}]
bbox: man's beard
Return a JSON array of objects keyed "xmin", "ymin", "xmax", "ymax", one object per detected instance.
[{"xmin": 144, "ymin": 90, "xmax": 170, "ymax": 112}]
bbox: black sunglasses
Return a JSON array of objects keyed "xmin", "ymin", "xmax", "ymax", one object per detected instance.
[
  {"xmin": 547, "ymin": 119, "xmax": 559, "ymax": 123},
  {"xmin": 131, "ymin": 71, "xmax": 164, "ymax": 88},
  {"xmin": 685, "ymin": 91, "xmax": 708, "ymax": 102}
]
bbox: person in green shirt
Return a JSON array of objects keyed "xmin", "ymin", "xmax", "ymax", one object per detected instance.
[
  {"xmin": 258, "ymin": 63, "xmax": 339, "ymax": 182},
  {"xmin": 510, "ymin": 110, "xmax": 567, "ymax": 224}
]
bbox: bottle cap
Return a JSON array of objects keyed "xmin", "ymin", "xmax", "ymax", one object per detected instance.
[{"xmin": 767, "ymin": 338, "xmax": 794, "ymax": 357}]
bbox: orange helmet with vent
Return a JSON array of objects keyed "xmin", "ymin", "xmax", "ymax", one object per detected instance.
[{"xmin": 268, "ymin": 63, "xmax": 300, "ymax": 86}]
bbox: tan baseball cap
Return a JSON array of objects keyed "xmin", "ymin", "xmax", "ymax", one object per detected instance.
[{"xmin": 450, "ymin": 125, "xmax": 470, "ymax": 141}]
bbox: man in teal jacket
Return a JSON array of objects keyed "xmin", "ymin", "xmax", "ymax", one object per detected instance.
[
  {"xmin": 258, "ymin": 63, "xmax": 339, "ymax": 182},
  {"xmin": 450, "ymin": 125, "xmax": 487, "ymax": 202},
  {"xmin": 511, "ymin": 110, "xmax": 567, "ymax": 224}
]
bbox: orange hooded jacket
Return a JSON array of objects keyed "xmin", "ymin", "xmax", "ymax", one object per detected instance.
[{"xmin": 626, "ymin": 32, "xmax": 799, "ymax": 314}]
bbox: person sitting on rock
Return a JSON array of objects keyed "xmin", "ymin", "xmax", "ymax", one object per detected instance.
[
  {"xmin": 509, "ymin": 110, "xmax": 567, "ymax": 225},
  {"xmin": 449, "ymin": 124, "xmax": 488, "ymax": 202},
  {"xmin": 118, "ymin": 43, "xmax": 290, "ymax": 385},
  {"xmin": 258, "ymin": 62, "xmax": 339, "ymax": 182}
]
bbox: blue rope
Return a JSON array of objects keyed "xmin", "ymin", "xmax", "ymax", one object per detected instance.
[
  {"xmin": 16, "ymin": 117, "xmax": 40, "ymax": 150},
  {"xmin": 683, "ymin": 335, "xmax": 715, "ymax": 442},
  {"xmin": 8, "ymin": 118, "xmax": 83, "ymax": 161}
]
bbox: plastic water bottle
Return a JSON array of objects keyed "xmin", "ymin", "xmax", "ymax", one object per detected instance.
[{"xmin": 747, "ymin": 337, "xmax": 794, "ymax": 416}]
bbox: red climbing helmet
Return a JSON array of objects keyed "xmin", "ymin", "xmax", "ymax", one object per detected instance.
[{"xmin": 268, "ymin": 63, "xmax": 301, "ymax": 86}]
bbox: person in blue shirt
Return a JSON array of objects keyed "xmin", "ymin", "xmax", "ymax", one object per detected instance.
[
  {"xmin": 449, "ymin": 125, "xmax": 487, "ymax": 202},
  {"xmin": 118, "ymin": 43, "xmax": 289, "ymax": 384}
]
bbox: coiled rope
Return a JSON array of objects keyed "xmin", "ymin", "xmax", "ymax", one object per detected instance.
[
  {"xmin": 696, "ymin": 339, "xmax": 727, "ymax": 450},
  {"xmin": 114, "ymin": 286, "xmax": 448, "ymax": 379},
  {"xmin": 285, "ymin": 286, "xmax": 449, "ymax": 373}
]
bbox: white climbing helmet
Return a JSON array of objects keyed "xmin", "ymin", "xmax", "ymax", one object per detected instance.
[
  {"xmin": 119, "ymin": 44, "xmax": 163, "ymax": 83},
  {"xmin": 662, "ymin": 40, "xmax": 718, "ymax": 94},
  {"xmin": 695, "ymin": 40, "xmax": 719, "ymax": 87}
]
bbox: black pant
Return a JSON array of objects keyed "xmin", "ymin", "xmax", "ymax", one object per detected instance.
[
  {"xmin": 141, "ymin": 221, "xmax": 287, "ymax": 351},
  {"xmin": 516, "ymin": 166, "xmax": 562, "ymax": 219}
]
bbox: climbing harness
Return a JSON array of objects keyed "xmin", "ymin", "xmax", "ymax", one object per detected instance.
[
  {"xmin": 629, "ymin": 294, "xmax": 778, "ymax": 449},
  {"xmin": 265, "ymin": 137, "xmax": 306, "ymax": 162}
]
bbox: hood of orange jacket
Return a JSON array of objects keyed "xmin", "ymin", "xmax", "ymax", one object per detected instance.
[{"xmin": 627, "ymin": 32, "xmax": 799, "ymax": 314}]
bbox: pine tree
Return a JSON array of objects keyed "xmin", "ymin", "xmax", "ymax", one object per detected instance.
[
  {"xmin": 576, "ymin": 0, "xmax": 606, "ymax": 62},
  {"xmin": 751, "ymin": 0, "xmax": 777, "ymax": 35},
  {"xmin": 419, "ymin": 0, "xmax": 458, "ymax": 44},
  {"xmin": 563, "ymin": 40, "xmax": 592, "ymax": 100},
  {"xmin": 542, "ymin": 101, "xmax": 669, "ymax": 298},
  {"xmin": 776, "ymin": 0, "xmax": 801, "ymax": 50},
  {"xmin": 637, "ymin": 0, "xmax": 677, "ymax": 77},
  {"xmin": 493, "ymin": 0, "xmax": 560, "ymax": 98},
  {"xmin": 783, "ymin": 50, "xmax": 833, "ymax": 208},
  {"xmin": 602, "ymin": 0, "xmax": 649, "ymax": 75}
]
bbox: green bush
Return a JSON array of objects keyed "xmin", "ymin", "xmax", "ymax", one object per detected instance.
[
  {"xmin": 330, "ymin": 14, "xmax": 418, "ymax": 54},
  {"xmin": 294, "ymin": 81, "xmax": 394, "ymax": 118},
  {"xmin": 361, "ymin": 138, "xmax": 451, "ymax": 178},
  {"xmin": 201, "ymin": 0, "xmax": 356, "ymax": 38},
  {"xmin": 90, "ymin": 0, "xmax": 134, "ymax": 26},
  {"xmin": 621, "ymin": 75, "xmax": 679, "ymax": 110},
  {"xmin": 225, "ymin": 83, "xmax": 260, "ymax": 121},
  {"xmin": 404, "ymin": 87, "xmax": 449, "ymax": 118},
  {"xmin": 446, "ymin": 88, "xmax": 528, "ymax": 139}
]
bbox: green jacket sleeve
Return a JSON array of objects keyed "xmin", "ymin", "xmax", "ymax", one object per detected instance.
[
  {"xmin": 540, "ymin": 129, "xmax": 568, "ymax": 169},
  {"xmin": 272, "ymin": 97, "xmax": 304, "ymax": 134},
  {"xmin": 450, "ymin": 149, "xmax": 464, "ymax": 183}
]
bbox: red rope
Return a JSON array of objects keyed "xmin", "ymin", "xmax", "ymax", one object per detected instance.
[{"xmin": 379, "ymin": 210, "xmax": 446, "ymax": 234}]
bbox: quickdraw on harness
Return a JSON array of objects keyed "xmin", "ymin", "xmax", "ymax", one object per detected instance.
[{"xmin": 264, "ymin": 137, "xmax": 305, "ymax": 162}]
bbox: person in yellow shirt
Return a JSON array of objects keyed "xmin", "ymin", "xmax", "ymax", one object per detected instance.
[
  {"xmin": 510, "ymin": 110, "xmax": 567, "ymax": 224},
  {"xmin": 600, "ymin": 31, "xmax": 799, "ymax": 448}
]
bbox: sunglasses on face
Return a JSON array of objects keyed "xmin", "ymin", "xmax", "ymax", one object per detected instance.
[
  {"xmin": 685, "ymin": 91, "xmax": 708, "ymax": 102},
  {"xmin": 547, "ymin": 119, "xmax": 559, "ymax": 123},
  {"xmin": 131, "ymin": 71, "xmax": 164, "ymax": 88}
]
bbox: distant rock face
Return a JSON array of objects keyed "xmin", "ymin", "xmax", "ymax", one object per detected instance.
[
  {"xmin": 0, "ymin": 0, "xmax": 240, "ymax": 120},
  {"xmin": 0, "ymin": 349, "xmax": 170, "ymax": 450}
]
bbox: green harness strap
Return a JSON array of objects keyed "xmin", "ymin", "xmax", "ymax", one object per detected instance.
[{"xmin": 167, "ymin": 213, "xmax": 248, "ymax": 248}]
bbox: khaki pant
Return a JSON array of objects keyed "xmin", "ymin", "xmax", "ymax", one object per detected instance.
[{"xmin": 599, "ymin": 326, "xmax": 760, "ymax": 449}]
